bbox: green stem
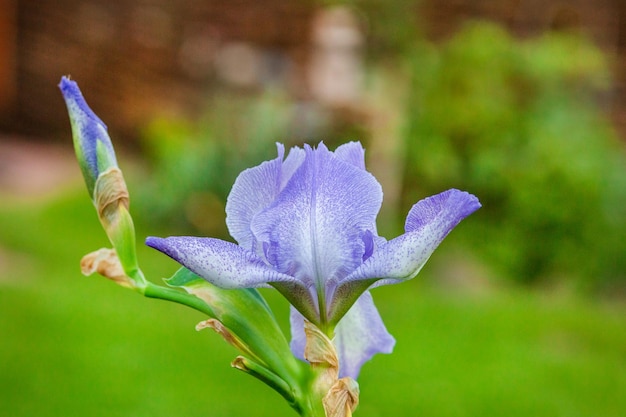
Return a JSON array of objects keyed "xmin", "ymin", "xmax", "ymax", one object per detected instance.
[
  {"xmin": 144, "ymin": 281, "xmax": 325, "ymax": 416},
  {"xmin": 299, "ymin": 374, "xmax": 328, "ymax": 417},
  {"xmin": 143, "ymin": 281, "xmax": 216, "ymax": 318},
  {"xmin": 139, "ymin": 276, "xmax": 333, "ymax": 416},
  {"xmin": 232, "ymin": 356, "xmax": 297, "ymax": 409}
]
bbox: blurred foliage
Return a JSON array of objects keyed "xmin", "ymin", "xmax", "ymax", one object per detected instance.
[
  {"xmin": 1, "ymin": 191, "xmax": 626, "ymax": 417},
  {"xmin": 136, "ymin": 92, "xmax": 294, "ymax": 236},
  {"xmin": 137, "ymin": 18, "xmax": 626, "ymax": 292},
  {"xmin": 136, "ymin": 90, "xmax": 366, "ymax": 237},
  {"xmin": 402, "ymin": 21, "xmax": 626, "ymax": 289},
  {"xmin": 318, "ymin": 0, "xmax": 421, "ymax": 58}
]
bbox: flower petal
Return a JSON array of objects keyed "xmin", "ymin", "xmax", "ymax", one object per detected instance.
[
  {"xmin": 145, "ymin": 236, "xmax": 299, "ymax": 289},
  {"xmin": 333, "ymin": 141, "xmax": 366, "ymax": 170},
  {"xmin": 333, "ymin": 291, "xmax": 395, "ymax": 379},
  {"xmin": 343, "ymin": 189, "xmax": 480, "ymax": 284},
  {"xmin": 280, "ymin": 146, "xmax": 306, "ymax": 190},
  {"xmin": 226, "ymin": 144, "xmax": 306, "ymax": 251},
  {"xmin": 290, "ymin": 292, "xmax": 395, "ymax": 380},
  {"xmin": 251, "ymin": 144, "xmax": 382, "ymax": 301},
  {"xmin": 404, "ymin": 188, "xmax": 481, "ymax": 234},
  {"xmin": 289, "ymin": 307, "xmax": 307, "ymax": 363},
  {"xmin": 328, "ymin": 189, "xmax": 480, "ymax": 322}
]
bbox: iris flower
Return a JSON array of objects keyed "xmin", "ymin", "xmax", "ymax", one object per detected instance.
[{"xmin": 147, "ymin": 142, "xmax": 480, "ymax": 379}]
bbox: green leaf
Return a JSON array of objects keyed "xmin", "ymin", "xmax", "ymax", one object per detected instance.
[{"xmin": 165, "ymin": 268, "xmax": 308, "ymax": 392}]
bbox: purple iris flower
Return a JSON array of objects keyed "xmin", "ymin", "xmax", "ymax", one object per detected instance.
[{"xmin": 146, "ymin": 142, "xmax": 480, "ymax": 379}]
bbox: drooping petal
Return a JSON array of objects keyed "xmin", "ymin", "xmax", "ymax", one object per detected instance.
[
  {"xmin": 328, "ymin": 189, "xmax": 480, "ymax": 322},
  {"xmin": 251, "ymin": 144, "xmax": 383, "ymax": 300},
  {"xmin": 404, "ymin": 188, "xmax": 481, "ymax": 234},
  {"xmin": 342, "ymin": 189, "xmax": 480, "ymax": 284},
  {"xmin": 145, "ymin": 236, "xmax": 300, "ymax": 289},
  {"xmin": 289, "ymin": 306, "xmax": 307, "ymax": 363},
  {"xmin": 290, "ymin": 292, "xmax": 395, "ymax": 379},
  {"xmin": 333, "ymin": 291, "xmax": 395, "ymax": 379}
]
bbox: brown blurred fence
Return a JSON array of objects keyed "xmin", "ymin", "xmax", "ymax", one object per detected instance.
[{"xmin": 2, "ymin": 0, "xmax": 626, "ymax": 140}]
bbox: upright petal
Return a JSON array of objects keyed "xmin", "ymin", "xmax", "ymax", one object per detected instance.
[
  {"xmin": 146, "ymin": 236, "xmax": 300, "ymax": 289},
  {"xmin": 280, "ymin": 146, "xmax": 306, "ymax": 190},
  {"xmin": 226, "ymin": 144, "xmax": 306, "ymax": 252},
  {"xmin": 226, "ymin": 144, "xmax": 283, "ymax": 250},
  {"xmin": 333, "ymin": 141, "xmax": 366, "ymax": 170},
  {"xmin": 251, "ymin": 144, "xmax": 382, "ymax": 313}
]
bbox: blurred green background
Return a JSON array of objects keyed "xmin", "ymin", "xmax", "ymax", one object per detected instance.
[{"xmin": 1, "ymin": 0, "xmax": 626, "ymax": 416}]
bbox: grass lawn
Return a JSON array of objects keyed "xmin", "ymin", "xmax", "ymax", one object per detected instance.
[{"xmin": 1, "ymin": 188, "xmax": 625, "ymax": 416}]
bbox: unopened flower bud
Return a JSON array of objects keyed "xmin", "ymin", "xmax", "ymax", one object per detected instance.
[
  {"xmin": 59, "ymin": 76, "xmax": 118, "ymax": 198},
  {"xmin": 60, "ymin": 76, "xmax": 145, "ymax": 290}
]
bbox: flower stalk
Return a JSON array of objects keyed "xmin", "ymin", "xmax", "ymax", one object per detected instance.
[
  {"xmin": 60, "ymin": 76, "xmax": 319, "ymax": 415},
  {"xmin": 61, "ymin": 75, "xmax": 480, "ymax": 417}
]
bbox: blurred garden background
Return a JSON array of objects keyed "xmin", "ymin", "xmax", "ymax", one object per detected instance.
[{"xmin": 1, "ymin": 0, "xmax": 626, "ymax": 416}]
